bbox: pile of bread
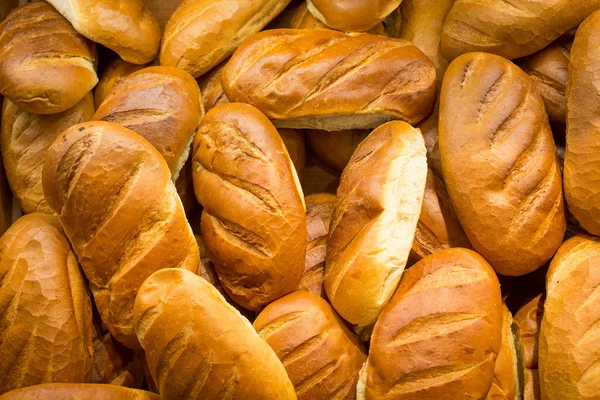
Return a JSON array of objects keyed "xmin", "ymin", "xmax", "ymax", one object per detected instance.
[{"xmin": 0, "ymin": 0, "xmax": 598, "ymax": 399}]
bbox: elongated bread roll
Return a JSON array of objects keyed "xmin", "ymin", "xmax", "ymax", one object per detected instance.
[
  {"xmin": 1, "ymin": 94, "xmax": 94, "ymax": 214},
  {"xmin": 439, "ymin": 52, "xmax": 566, "ymax": 276},
  {"xmin": 94, "ymin": 58, "xmax": 145, "ymax": 109},
  {"xmin": 539, "ymin": 236, "xmax": 600, "ymax": 400},
  {"xmin": 0, "ymin": 2, "xmax": 97, "ymax": 115},
  {"xmin": 192, "ymin": 103, "xmax": 306, "ymax": 310},
  {"xmin": 515, "ymin": 295, "xmax": 543, "ymax": 400},
  {"xmin": 45, "ymin": 0, "xmax": 160, "ymax": 64},
  {"xmin": 306, "ymin": 129, "xmax": 369, "ymax": 172},
  {"xmin": 359, "ymin": 248, "xmax": 503, "ymax": 400},
  {"xmin": 42, "ymin": 121, "xmax": 199, "ymax": 348},
  {"xmin": 222, "ymin": 29, "xmax": 437, "ymax": 131},
  {"xmin": 160, "ymin": 0, "xmax": 291, "ymax": 77},
  {"xmin": 290, "ymin": 2, "xmax": 385, "ymax": 34},
  {"xmin": 0, "ymin": 214, "xmax": 93, "ymax": 394},
  {"xmin": 134, "ymin": 268, "xmax": 297, "ymax": 400},
  {"xmin": 441, "ymin": 0, "xmax": 600, "ymax": 60},
  {"xmin": 0, "ymin": 384, "xmax": 159, "ymax": 400},
  {"xmin": 325, "ymin": 121, "xmax": 427, "ymax": 326},
  {"xmin": 254, "ymin": 292, "xmax": 366, "ymax": 399},
  {"xmin": 564, "ymin": 10, "xmax": 600, "ymax": 236},
  {"xmin": 306, "ymin": 0, "xmax": 401, "ymax": 32}
]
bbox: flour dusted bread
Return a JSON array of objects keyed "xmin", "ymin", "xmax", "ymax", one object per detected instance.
[
  {"xmin": 306, "ymin": 0, "xmax": 402, "ymax": 32},
  {"xmin": 222, "ymin": 29, "xmax": 437, "ymax": 130},
  {"xmin": 42, "ymin": 121, "xmax": 199, "ymax": 348},
  {"xmin": 439, "ymin": 52, "xmax": 566, "ymax": 276},
  {"xmin": 0, "ymin": 384, "xmax": 159, "ymax": 400},
  {"xmin": 0, "ymin": 214, "xmax": 93, "ymax": 394},
  {"xmin": 133, "ymin": 268, "xmax": 297, "ymax": 400},
  {"xmin": 325, "ymin": 121, "xmax": 427, "ymax": 326},
  {"xmin": 0, "ymin": 2, "xmax": 97, "ymax": 115}
]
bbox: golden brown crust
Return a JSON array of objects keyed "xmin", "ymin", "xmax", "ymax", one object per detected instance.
[
  {"xmin": 524, "ymin": 369, "xmax": 541, "ymax": 400},
  {"xmin": 160, "ymin": 0, "xmax": 292, "ymax": 77},
  {"xmin": 94, "ymin": 58, "xmax": 145, "ymax": 109},
  {"xmin": 222, "ymin": 29, "xmax": 437, "ymax": 130},
  {"xmin": 42, "ymin": 121, "xmax": 199, "ymax": 348},
  {"xmin": 514, "ymin": 295, "xmax": 543, "ymax": 370},
  {"xmin": 133, "ymin": 268, "xmax": 297, "ymax": 400},
  {"xmin": 324, "ymin": 121, "xmax": 427, "ymax": 326},
  {"xmin": 254, "ymin": 292, "xmax": 367, "ymax": 399},
  {"xmin": 362, "ymin": 248, "xmax": 503, "ymax": 400},
  {"xmin": 0, "ymin": 384, "xmax": 160, "ymax": 400},
  {"xmin": 439, "ymin": 52, "xmax": 566, "ymax": 276},
  {"xmin": 564, "ymin": 10, "xmax": 600, "ymax": 236},
  {"xmin": 0, "ymin": 2, "xmax": 97, "ymax": 115},
  {"xmin": 539, "ymin": 236, "xmax": 600, "ymax": 400},
  {"xmin": 306, "ymin": 129, "xmax": 369, "ymax": 172},
  {"xmin": 0, "ymin": 214, "xmax": 93, "ymax": 394},
  {"xmin": 1, "ymin": 94, "xmax": 95, "ymax": 214},
  {"xmin": 290, "ymin": 2, "xmax": 385, "ymax": 34},
  {"xmin": 306, "ymin": 0, "xmax": 401, "ymax": 32},
  {"xmin": 46, "ymin": 0, "xmax": 160, "ymax": 64},
  {"xmin": 192, "ymin": 103, "xmax": 306, "ymax": 311}
]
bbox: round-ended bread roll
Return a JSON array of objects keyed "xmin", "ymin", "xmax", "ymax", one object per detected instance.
[
  {"xmin": 439, "ymin": 52, "xmax": 566, "ymax": 276},
  {"xmin": 254, "ymin": 291, "xmax": 367, "ymax": 399},
  {"xmin": 0, "ymin": 384, "xmax": 159, "ymax": 400},
  {"xmin": 359, "ymin": 248, "xmax": 504, "ymax": 400},
  {"xmin": 306, "ymin": 129, "xmax": 369, "ymax": 172},
  {"xmin": 0, "ymin": 214, "xmax": 93, "ymax": 394},
  {"xmin": 305, "ymin": 0, "xmax": 401, "ymax": 32},
  {"xmin": 564, "ymin": 10, "xmax": 600, "ymax": 236},
  {"xmin": 160, "ymin": 0, "xmax": 292, "ymax": 78},
  {"xmin": 539, "ymin": 236, "xmax": 600, "ymax": 400},
  {"xmin": 325, "ymin": 121, "xmax": 427, "ymax": 327},
  {"xmin": 192, "ymin": 103, "xmax": 306, "ymax": 311},
  {"xmin": 93, "ymin": 66, "xmax": 202, "ymax": 180},
  {"xmin": 94, "ymin": 57, "xmax": 145, "ymax": 109},
  {"xmin": 290, "ymin": 2, "xmax": 386, "ymax": 34},
  {"xmin": 222, "ymin": 29, "xmax": 437, "ymax": 131},
  {"xmin": 42, "ymin": 121, "xmax": 199, "ymax": 348},
  {"xmin": 0, "ymin": 2, "xmax": 97, "ymax": 115},
  {"xmin": 134, "ymin": 268, "xmax": 297, "ymax": 400},
  {"xmin": 441, "ymin": 0, "xmax": 600, "ymax": 61},
  {"xmin": 45, "ymin": 0, "xmax": 160, "ymax": 65},
  {"xmin": 1, "ymin": 94, "xmax": 94, "ymax": 215},
  {"xmin": 515, "ymin": 295, "xmax": 543, "ymax": 400}
]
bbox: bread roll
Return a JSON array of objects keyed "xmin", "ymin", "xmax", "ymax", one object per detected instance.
[
  {"xmin": 299, "ymin": 193, "xmax": 335, "ymax": 297},
  {"xmin": 134, "ymin": 268, "xmax": 297, "ymax": 399},
  {"xmin": 143, "ymin": 0, "xmax": 184, "ymax": 29},
  {"xmin": 0, "ymin": 0, "xmax": 17, "ymax": 22},
  {"xmin": 564, "ymin": 11, "xmax": 600, "ymax": 236},
  {"xmin": 93, "ymin": 66, "xmax": 202, "ymax": 180},
  {"xmin": 305, "ymin": 0, "xmax": 402, "ymax": 32},
  {"xmin": 441, "ymin": 0, "xmax": 600, "ymax": 60},
  {"xmin": 160, "ymin": 0, "xmax": 292, "ymax": 78},
  {"xmin": 290, "ymin": 2, "xmax": 385, "ymax": 34},
  {"xmin": 197, "ymin": 61, "xmax": 230, "ymax": 112},
  {"xmin": 192, "ymin": 103, "xmax": 306, "ymax": 310},
  {"xmin": 42, "ymin": 121, "xmax": 199, "ymax": 348},
  {"xmin": 222, "ymin": 29, "xmax": 437, "ymax": 131},
  {"xmin": 0, "ymin": 384, "xmax": 159, "ymax": 400},
  {"xmin": 325, "ymin": 121, "xmax": 427, "ymax": 326},
  {"xmin": 439, "ymin": 52, "xmax": 566, "ymax": 276},
  {"xmin": 94, "ymin": 58, "xmax": 145, "ymax": 109},
  {"xmin": 0, "ymin": 214, "xmax": 93, "ymax": 394},
  {"xmin": 306, "ymin": 129, "xmax": 369, "ymax": 172},
  {"xmin": 539, "ymin": 236, "xmax": 600, "ymax": 399},
  {"xmin": 45, "ymin": 0, "xmax": 160, "ymax": 64},
  {"xmin": 254, "ymin": 292, "xmax": 367, "ymax": 399},
  {"xmin": 359, "ymin": 248, "xmax": 503, "ymax": 400},
  {"xmin": 515, "ymin": 295, "xmax": 543, "ymax": 400},
  {"xmin": 279, "ymin": 128, "xmax": 306, "ymax": 182},
  {"xmin": 1, "ymin": 94, "xmax": 94, "ymax": 215},
  {"xmin": 0, "ymin": 2, "xmax": 97, "ymax": 115}
]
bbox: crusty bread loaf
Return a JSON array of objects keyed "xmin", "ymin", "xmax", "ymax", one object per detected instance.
[
  {"xmin": 94, "ymin": 57, "xmax": 145, "ymax": 109},
  {"xmin": 197, "ymin": 61, "xmax": 230, "ymax": 112},
  {"xmin": 290, "ymin": 2, "xmax": 385, "ymax": 34},
  {"xmin": 306, "ymin": 129, "xmax": 369, "ymax": 171},
  {"xmin": 539, "ymin": 236, "xmax": 600, "ymax": 400},
  {"xmin": 0, "ymin": 2, "xmax": 97, "ymax": 115},
  {"xmin": 0, "ymin": 214, "xmax": 93, "ymax": 394},
  {"xmin": 279, "ymin": 128, "xmax": 306, "ymax": 182},
  {"xmin": 299, "ymin": 193, "xmax": 335, "ymax": 297},
  {"xmin": 254, "ymin": 291, "xmax": 366, "ymax": 399},
  {"xmin": 222, "ymin": 29, "xmax": 437, "ymax": 131},
  {"xmin": 0, "ymin": 384, "xmax": 159, "ymax": 400},
  {"xmin": 134, "ymin": 268, "xmax": 297, "ymax": 399},
  {"xmin": 439, "ymin": 52, "xmax": 566, "ymax": 276},
  {"xmin": 325, "ymin": 121, "xmax": 427, "ymax": 326},
  {"xmin": 192, "ymin": 103, "xmax": 306, "ymax": 310},
  {"xmin": 441, "ymin": 0, "xmax": 600, "ymax": 60},
  {"xmin": 0, "ymin": 0, "xmax": 17, "ymax": 22},
  {"xmin": 1, "ymin": 94, "xmax": 94, "ymax": 214},
  {"xmin": 564, "ymin": 10, "xmax": 600, "ymax": 236},
  {"xmin": 515, "ymin": 295, "xmax": 543, "ymax": 400},
  {"xmin": 160, "ymin": 0, "xmax": 292, "ymax": 78},
  {"xmin": 45, "ymin": 0, "xmax": 160, "ymax": 64},
  {"xmin": 142, "ymin": 0, "xmax": 184, "ymax": 29},
  {"xmin": 306, "ymin": 0, "xmax": 402, "ymax": 32},
  {"xmin": 93, "ymin": 66, "xmax": 202, "ymax": 180},
  {"xmin": 42, "ymin": 121, "xmax": 199, "ymax": 348},
  {"xmin": 359, "ymin": 248, "xmax": 503, "ymax": 400}
]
